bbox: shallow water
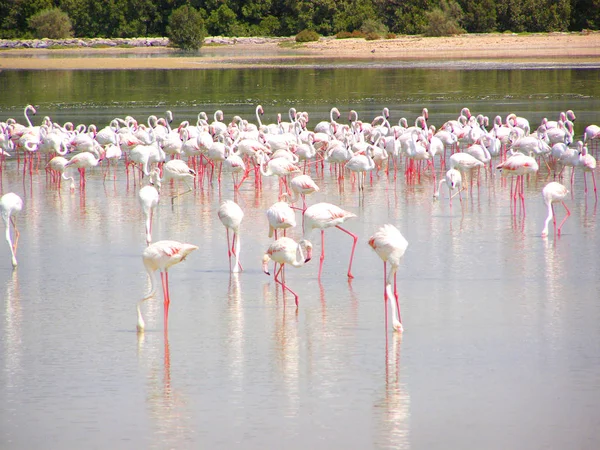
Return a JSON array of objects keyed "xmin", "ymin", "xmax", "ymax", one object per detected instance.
[
  {"xmin": 1, "ymin": 146, "xmax": 599, "ymax": 449},
  {"xmin": 1, "ymin": 65, "xmax": 600, "ymax": 448}
]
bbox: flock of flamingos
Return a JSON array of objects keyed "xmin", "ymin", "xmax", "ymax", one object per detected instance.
[{"xmin": 0, "ymin": 104, "xmax": 598, "ymax": 334}]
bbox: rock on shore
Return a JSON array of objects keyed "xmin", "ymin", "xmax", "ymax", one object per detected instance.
[{"xmin": 0, "ymin": 36, "xmax": 284, "ymax": 49}]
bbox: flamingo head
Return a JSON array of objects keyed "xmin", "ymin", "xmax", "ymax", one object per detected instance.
[
  {"xmin": 301, "ymin": 240, "xmax": 313, "ymax": 263},
  {"xmin": 262, "ymin": 254, "xmax": 271, "ymax": 275}
]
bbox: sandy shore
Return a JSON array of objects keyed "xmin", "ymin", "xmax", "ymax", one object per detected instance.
[{"xmin": 0, "ymin": 32, "xmax": 598, "ymax": 70}]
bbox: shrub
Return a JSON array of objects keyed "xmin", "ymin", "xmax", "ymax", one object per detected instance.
[
  {"xmin": 360, "ymin": 19, "xmax": 388, "ymax": 35},
  {"xmin": 351, "ymin": 30, "xmax": 366, "ymax": 38},
  {"xmin": 335, "ymin": 31, "xmax": 353, "ymax": 39},
  {"xmin": 167, "ymin": 5, "xmax": 206, "ymax": 50},
  {"xmin": 365, "ymin": 32, "xmax": 382, "ymax": 41},
  {"xmin": 385, "ymin": 33, "xmax": 397, "ymax": 39},
  {"xmin": 28, "ymin": 8, "xmax": 73, "ymax": 39},
  {"xmin": 295, "ymin": 29, "xmax": 319, "ymax": 43},
  {"xmin": 423, "ymin": 0, "xmax": 465, "ymax": 37}
]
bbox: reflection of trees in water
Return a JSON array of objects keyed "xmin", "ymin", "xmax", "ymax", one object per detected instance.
[
  {"xmin": 137, "ymin": 331, "xmax": 193, "ymax": 449},
  {"xmin": 374, "ymin": 334, "xmax": 410, "ymax": 450}
]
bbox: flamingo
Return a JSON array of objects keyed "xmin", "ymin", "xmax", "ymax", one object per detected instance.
[
  {"xmin": 266, "ymin": 197, "xmax": 296, "ymax": 239},
  {"xmin": 314, "ymin": 107, "xmax": 341, "ymax": 134},
  {"xmin": 63, "ymin": 150, "xmax": 103, "ymax": 188},
  {"xmin": 136, "ymin": 240, "xmax": 198, "ymax": 332},
  {"xmin": 368, "ymin": 224, "xmax": 408, "ymax": 333},
  {"xmin": 541, "ymin": 182, "xmax": 570, "ymax": 237},
  {"xmin": 303, "ymin": 202, "xmax": 357, "ymax": 280},
  {"xmin": 578, "ymin": 142, "xmax": 597, "ymax": 198},
  {"xmin": 1, "ymin": 193, "xmax": 23, "ymax": 268},
  {"xmin": 262, "ymin": 237, "xmax": 313, "ymax": 306},
  {"xmin": 138, "ymin": 169, "xmax": 161, "ymax": 245},
  {"xmin": 256, "ymin": 149, "xmax": 301, "ymax": 194},
  {"xmin": 433, "ymin": 168, "xmax": 463, "ymax": 205},
  {"xmin": 217, "ymin": 200, "xmax": 244, "ymax": 273},
  {"xmin": 346, "ymin": 146, "xmax": 375, "ymax": 191},
  {"xmin": 288, "ymin": 174, "xmax": 320, "ymax": 211},
  {"xmin": 46, "ymin": 156, "xmax": 76, "ymax": 189},
  {"xmin": 496, "ymin": 152, "xmax": 539, "ymax": 215},
  {"xmin": 161, "ymin": 159, "xmax": 196, "ymax": 203}
]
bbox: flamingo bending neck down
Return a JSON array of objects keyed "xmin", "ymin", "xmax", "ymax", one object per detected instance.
[
  {"xmin": 262, "ymin": 237, "xmax": 312, "ymax": 306},
  {"xmin": 136, "ymin": 240, "xmax": 198, "ymax": 332},
  {"xmin": 368, "ymin": 224, "xmax": 408, "ymax": 333},
  {"xmin": 218, "ymin": 200, "xmax": 244, "ymax": 272},
  {"xmin": 541, "ymin": 182, "xmax": 570, "ymax": 237},
  {"xmin": 1, "ymin": 193, "xmax": 23, "ymax": 268}
]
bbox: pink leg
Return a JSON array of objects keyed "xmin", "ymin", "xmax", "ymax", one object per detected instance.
[
  {"xmin": 275, "ymin": 264, "xmax": 299, "ymax": 306},
  {"xmin": 225, "ymin": 228, "xmax": 232, "ymax": 271},
  {"xmin": 161, "ymin": 271, "xmax": 170, "ymax": 331},
  {"xmin": 336, "ymin": 225, "xmax": 358, "ymax": 279},
  {"xmin": 318, "ymin": 229, "xmax": 325, "ymax": 280},
  {"xmin": 394, "ymin": 270, "xmax": 402, "ymax": 325},
  {"xmin": 557, "ymin": 201, "xmax": 571, "ymax": 235},
  {"xmin": 384, "ymin": 262, "xmax": 388, "ymax": 335}
]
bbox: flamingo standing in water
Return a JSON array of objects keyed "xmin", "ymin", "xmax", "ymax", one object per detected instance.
[
  {"xmin": 136, "ymin": 240, "xmax": 198, "ymax": 332},
  {"xmin": 433, "ymin": 168, "xmax": 463, "ymax": 206},
  {"xmin": 1, "ymin": 193, "xmax": 23, "ymax": 268},
  {"xmin": 138, "ymin": 169, "xmax": 161, "ymax": 245},
  {"xmin": 303, "ymin": 202, "xmax": 357, "ymax": 280},
  {"xmin": 217, "ymin": 200, "xmax": 244, "ymax": 272},
  {"xmin": 63, "ymin": 150, "xmax": 103, "ymax": 189},
  {"xmin": 266, "ymin": 196, "xmax": 296, "ymax": 239},
  {"xmin": 368, "ymin": 224, "xmax": 408, "ymax": 333},
  {"xmin": 496, "ymin": 152, "xmax": 539, "ymax": 215},
  {"xmin": 541, "ymin": 182, "xmax": 570, "ymax": 237},
  {"xmin": 161, "ymin": 159, "xmax": 196, "ymax": 204},
  {"xmin": 578, "ymin": 143, "xmax": 597, "ymax": 199},
  {"xmin": 262, "ymin": 237, "xmax": 313, "ymax": 306}
]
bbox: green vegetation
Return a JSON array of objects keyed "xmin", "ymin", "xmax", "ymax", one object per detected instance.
[
  {"xmin": 167, "ymin": 5, "xmax": 206, "ymax": 50},
  {"xmin": 295, "ymin": 29, "xmax": 320, "ymax": 42},
  {"xmin": 0, "ymin": 0, "xmax": 597, "ymax": 39},
  {"xmin": 28, "ymin": 7, "xmax": 73, "ymax": 39}
]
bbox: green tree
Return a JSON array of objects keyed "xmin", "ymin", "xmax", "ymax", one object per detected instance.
[
  {"xmin": 393, "ymin": 0, "xmax": 432, "ymax": 34},
  {"xmin": 0, "ymin": 0, "xmax": 52, "ymax": 38},
  {"xmin": 28, "ymin": 7, "xmax": 74, "ymax": 38},
  {"xmin": 167, "ymin": 4, "xmax": 206, "ymax": 49},
  {"xmin": 207, "ymin": 3, "xmax": 238, "ymax": 36},
  {"xmin": 458, "ymin": 0, "xmax": 496, "ymax": 32},
  {"xmin": 332, "ymin": 0, "xmax": 380, "ymax": 33}
]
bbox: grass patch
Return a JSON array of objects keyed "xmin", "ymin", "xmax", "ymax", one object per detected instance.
[{"xmin": 278, "ymin": 40, "xmax": 303, "ymax": 49}]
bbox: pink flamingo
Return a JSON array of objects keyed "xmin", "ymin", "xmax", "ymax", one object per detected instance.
[
  {"xmin": 1, "ymin": 193, "xmax": 23, "ymax": 268},
  {"xmin": 217, "ymin": 200, "xmax": 244, "ymax": 273},
  {"xmin": 63, "ymin": 150, "xmax": 103, "ymax": 189},
  {"xmin": 136, "ymin": 240, "xmax": 198, "ymax": 332},
  {"xmin": 496, "ymin": 152, "xmax": 539, "ymax": 215},
  {"xmin": 262, "ymin": 237, "xmax": 313, "ymax": 306},
  {"xmin": 138, "ymin": 169, "xmax": 161, "ymax": 245},
  {"xmin": 541, "ymin": 182, "xmax": 570, "ymax": 237},
  {"xmin": 579, "ymin": 143, "xmax": 597, "ymax": 199},
  {"xmin": 303, "ymin": 202, "xmax": 357, "ymax": 280},
  {"xmin": 368, "ymin": 224, "xmax": 408, "ymax": 333},
  {"xmin": 266, "ymin": 196, "xmax": 296, "ymax": 239}
]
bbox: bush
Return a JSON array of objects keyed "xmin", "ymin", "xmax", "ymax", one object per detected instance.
[
  {"xmin": 360, "ymin": 19, "xmax": 388, "ymax": 35},
  {"xmin": 365, "ymin": 32, "xmax": 382, "ymax": 41},
  {"xmin": 28, "ymin": 8, "xmax": 73, "ymax": 39},
  {"xmin": 335, "ymin": 31, "xmax": 353, "ymax": 39},
  {"xmin": 167, "ymin": 5, "xmax": 206, "ymax": 50},
  {"xmin": 351, "ymin": 30, "xmax": 367, "ymax": 38},
  {"xmin": 385, "ymin": 33, "xmax": 397, "ymax": 39},
  {"xmin": 423, "ymin": 0, "xmax": 465, "ymax": 37},
  {"xmin": 295, "ymin": 29, "xmax": 320, "ymax": 43}
]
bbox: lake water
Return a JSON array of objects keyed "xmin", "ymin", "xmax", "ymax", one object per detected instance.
[{"xmin": 1, "ymin": 59, "xmax": 600, "ymax": 449}]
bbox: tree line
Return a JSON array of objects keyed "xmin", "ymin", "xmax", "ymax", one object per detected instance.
[{"xmin": 1, "ymin": 0, "xmax": 597, "ymax": 41}]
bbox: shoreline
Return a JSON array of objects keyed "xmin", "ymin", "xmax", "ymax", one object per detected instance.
[{"xmin": 0, "ymin": 32, "xmax": 599, "ymax": 70}]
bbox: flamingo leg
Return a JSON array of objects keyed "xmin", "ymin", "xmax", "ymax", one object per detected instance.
[
  {"xmin": 161, "ymin": 271, "xmax": 170, "ymax": 331},
  {"xmin": 318, "ymin": 229, "xmax": 325, "ymax": 280},
  {"xmin": 225, "ymin": 228, "xmax": 232, "ymax": 272},
  {"xmin": 11, "ymin": 217, "xmax": 19, "ymax": 254},
  {"xmin": 335, "ymin": 225, "xmax": 358, "ymax": 279},
  {"xmin": 274, "ymin": 263, "xmax": 299, "ymax": 306},
  {"xmin": 557, "ymin": 201, "xmax": 571, "ymax": 235},
  {"xmin": 384, "ymin": 262, "xmax": 388, "ymax": 335}
]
